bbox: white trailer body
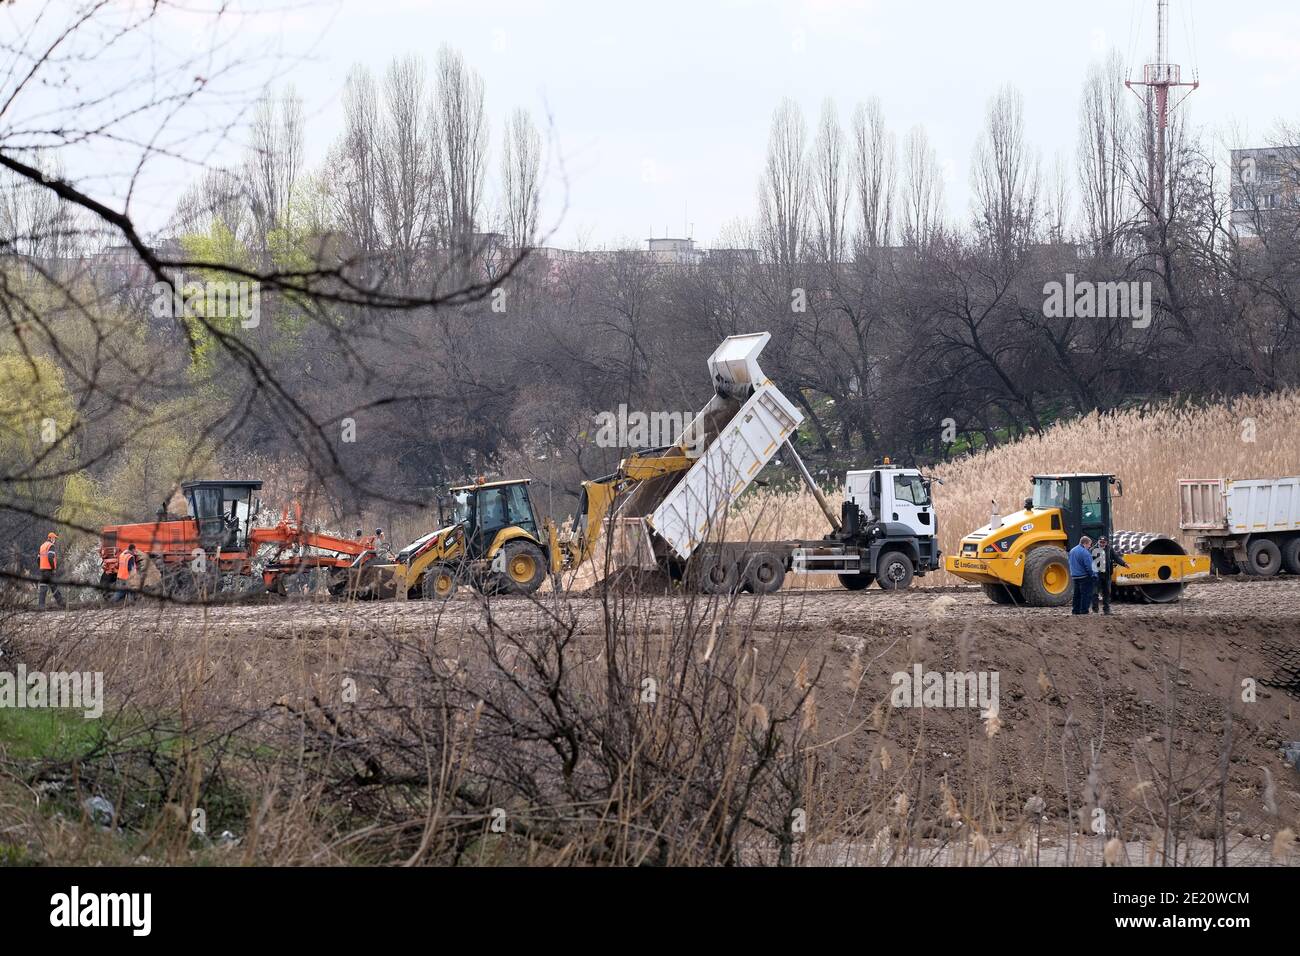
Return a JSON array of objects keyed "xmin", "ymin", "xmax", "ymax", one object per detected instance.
[
  {"xmin": 646, "ymin": 333, "xmax": 803, "ymax": 560},
  {"xmin": 1178, "ymin": 477, "xmax": 1300, "ymax": 576}
]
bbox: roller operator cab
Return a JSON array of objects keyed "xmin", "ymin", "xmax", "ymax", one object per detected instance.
[{"xmin": 945, "ymin": 473, "xmax": 1209, "ymax": 607}]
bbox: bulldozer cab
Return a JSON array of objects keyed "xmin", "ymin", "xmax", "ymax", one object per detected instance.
[
  {"xmin": 445, "ymin": 479, "xmax": 541, "ymax": 560},
  {"xmin": 183, "ymin": 480, "xmax": 262, "ymax": 553},
  {"xmin": 1032, "ymin": 474, "xmax": 1114, "ymax": 547}
]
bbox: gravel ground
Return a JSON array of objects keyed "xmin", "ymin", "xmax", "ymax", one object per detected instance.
[{"xmin": 10, "ymin": 576, "xmax": 1300, "ymax": 640}]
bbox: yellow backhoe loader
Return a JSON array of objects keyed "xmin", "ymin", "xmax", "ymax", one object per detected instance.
[{"xmin": 357, "ymin": 445, "xmax": 696, "ymax": 600}]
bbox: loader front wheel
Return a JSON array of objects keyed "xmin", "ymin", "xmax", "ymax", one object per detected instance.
[
  {"xmin": 1019, "ymin": 546, "xmax": 1072, "ymax": 607},
  {"xmin": 496, "ymin": 541, "xmax": 548, "ymax": 595},
  {"xmin": 838, "ymin": 572, "xmax": 874, "ymax": 591},
  {"xmin": 421, "ymin": 565, "xmax": 458, "ymax": 601}
]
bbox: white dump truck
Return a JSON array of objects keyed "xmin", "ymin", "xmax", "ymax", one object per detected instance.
[
  {"xmin": 587, "ymin": 332, "xmax": 943, "ymax": 593},
  {"xmin": 1178, "ymin": 477, "xmax": 1300, "ymax": 576}
]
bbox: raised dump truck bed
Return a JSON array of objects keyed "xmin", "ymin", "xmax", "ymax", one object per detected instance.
[
  {"xmin": 1179, "ymin": 477, "xmax": 1300, "ymax": 576},
  {"xmin": 645, "ymin": 333, "xmax": 804, "ymax": 560},
  {"xmin": 604, "ymin": 333, "xmax": 941, "ymax": 594}
]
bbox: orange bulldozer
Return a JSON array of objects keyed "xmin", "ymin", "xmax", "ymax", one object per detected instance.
[{"xmin": 97, "ymin": 479, "xmax": 381, "ymax": 600}]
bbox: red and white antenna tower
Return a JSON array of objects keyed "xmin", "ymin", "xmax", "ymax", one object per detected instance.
[{"xmin": 1126, "ymin": 0, "xmax": 1199, "ymax": 224}]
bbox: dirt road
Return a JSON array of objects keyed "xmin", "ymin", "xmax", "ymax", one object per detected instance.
[{"xmin": 12, "ymin": 576, "xmax": 1300, "ymax": 640}]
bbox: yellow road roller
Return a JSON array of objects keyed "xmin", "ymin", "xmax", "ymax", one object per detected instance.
[{"xmin": 945, "ymin": 473, "xmax": 1209, "ymax": 606}]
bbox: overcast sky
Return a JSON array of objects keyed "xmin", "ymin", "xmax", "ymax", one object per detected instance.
[{"xmin": 53, "ymin": 0, "xmax": 1300, "ymax": 247}]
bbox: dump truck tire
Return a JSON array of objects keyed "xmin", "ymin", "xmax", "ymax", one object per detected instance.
[
  {"xmin": 1282, "ymin": 537, "xmax": 1300, "ymax": 575},
  {"xmin": 982, "ymin": 583, "xmax": 1021, "ymax": 605},
  {"xmin": 742, "ymin": 552, "xmax": 785, "ymax": 594},
  {"xmin": 696, "ymin": 554, "xmax": 740, "ymax": 594},
  {"xmin": 1244, "ymin": 538, "xmax": 1282, "ymax": 577},
  {"xmin": 1020, "ymin": 546, "xmax": 1072, "ymax": 607},
  {"xmin": 1210, "ymin": 548, "xmax": 1241, "ymax": 575},
  {"xmin": 421, "ymin": 564, "xmax": 458, "ymax": 601},
  {"xmin": 875, "ymin": 551, "xmax": 914, "ymax": 591},
  {"xmin": 495, "ymin": 540, "xmax": 548, "ymax": 595},
  {"xmin": 838, "ymin": 572, "xmax": 874, "ymax": 591}
]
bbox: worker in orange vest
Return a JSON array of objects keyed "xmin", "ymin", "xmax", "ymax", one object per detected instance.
[
  {"xmin": 37, "ymin": 531, "xmax": 66, "ymax": 610},
  {"xmin": 109, "ymin": 543, "xmax": 139, "ymax": 605}
]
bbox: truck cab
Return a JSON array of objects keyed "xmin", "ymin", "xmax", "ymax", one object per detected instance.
[
  {"xmin": 844, "ymin": 466, "xmax": 936, "ymax": 540},
  {"xmin": 790, "ymin": 463, "xmax": 941, "ymax": 591}
]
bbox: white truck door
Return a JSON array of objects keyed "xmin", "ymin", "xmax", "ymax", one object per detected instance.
[{"xmin": 886, "ymin": 471, "xmax": 931, "ymax": 536}]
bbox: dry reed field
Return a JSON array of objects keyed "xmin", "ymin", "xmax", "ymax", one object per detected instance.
[{"xmin": 733, "ymin": 391, "xmax": 1300, "ymax": 587}]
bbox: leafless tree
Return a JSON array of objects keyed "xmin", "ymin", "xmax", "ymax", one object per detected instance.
[
  {"xmin": 900, "ymin": 125, "xmax": 944, "ymax": 250},
  {"xmin": 328, "ymin": 66, "xmax": 382, "ymax": 262},
  {"xmin": 376, "ymin": 55, "xmax": 434, "ymax": 289},
  {"xmin": 758, "ymin": 98, "xmax": 808, "ymax": 270},
  {"xmin": 850, "ymin": 97, "xmax": 896, "ymax": 253},
  {"xmin": 971, "ymin": 84, "xmax": 1040, "ymax": 258},
  {"xmin": 248, "ymin": 86, "xmax": 305, "ymax": 245},
  {"xmin": 501, "ymin": 107, "xmax": 542, "ymax": 252},
  {"xmin": 1044, "ymin": 151, "xmax": 1072, "ymax": 245},
  {"xmin": 171, "ymin": 167, "xmax": 249, "ymax": 242},
  {"xmin": 433, "ymin": 45, "xmax": 489, "ymax": 269},
  {"xmin": 810, "ymin": 99, "xmax": 848, "ymax": 265},
  {"xmin": 1077, "ymin": 50, "xmax": 1133, "ymax": 254}
]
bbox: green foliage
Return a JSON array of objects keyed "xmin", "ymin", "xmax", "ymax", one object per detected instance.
[
  {"xmin": 0, "ymin": 353, "xmax": 101, "ymax": 538},
  {"xmin": 0, "ymin": 707, "xmax": 105, "ymax": 761},
  {"xmin": 176, "ymin": 223, "xmax": 256, "ymax": 373},
  {"xmin": 96, "ymin": 396, "xmax": 217, "ymax": 524}
]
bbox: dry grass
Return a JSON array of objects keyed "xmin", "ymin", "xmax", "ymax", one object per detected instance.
[{"xmin": 732, "ymin": 391, "xmax": 1300, "ymax": 586}]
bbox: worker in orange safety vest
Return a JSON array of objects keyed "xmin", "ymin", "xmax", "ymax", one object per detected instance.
[
  {"xmin": 109, "ymin": 542, "xmax": 139, "ymax": 605},
  {"xmin": 37, "ymin": 531, "xmax": 66, "ymax": 610}
]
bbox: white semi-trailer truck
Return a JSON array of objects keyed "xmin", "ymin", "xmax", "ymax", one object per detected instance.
[{"xmin": 1178, "ymin": 477, "xmax": 1300, "ymax": 576}]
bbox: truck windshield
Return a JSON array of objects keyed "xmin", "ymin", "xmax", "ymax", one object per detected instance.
[
  {"xmin": 893, "ymin": 474, "xmax": 930, "ymax": 506},
  {"xmin": 1033, "ymin": 479, "xmax": 1071, "ymax": 510}
]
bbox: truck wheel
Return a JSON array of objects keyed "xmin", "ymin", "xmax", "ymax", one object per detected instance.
[
  {"xmin": 838, "ymin": 572, "xmax": 874, "ymax": 591},
  {"xmin": 1019, "ymin": 546, "xmax": 1072, "ymax": 607},
  {"xmin": 742, "ymin": 552, "xmax": 785, "ymax": 595},
  {"xmin": 495, "ymin": 541, "xmax": 548, "ymax": 595},
  {"xmin": 982, "ymin": 583, "xmax": 1021, "ymax": 605},
  {"xmin": 1209, "ymin": 549, "xmax": 1240, "ymax": 575},
  {"xmin": 696, "ymin": 554, "xmax": 740, "ymax": 594},
  {"xmin": 421, "ymin": 564, "xmax": 458, "ymax": 601},
  {"xmin": 875, "ymin": 551, "xmax": 914, "ymax": 591},
  {"xmin": 1244, "ymin": 539, "xmax": 1282, "ymax": 577},
  {"xmin": 1282, "ymin": 537, "xmax": 1300, "ymax": 575}
]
